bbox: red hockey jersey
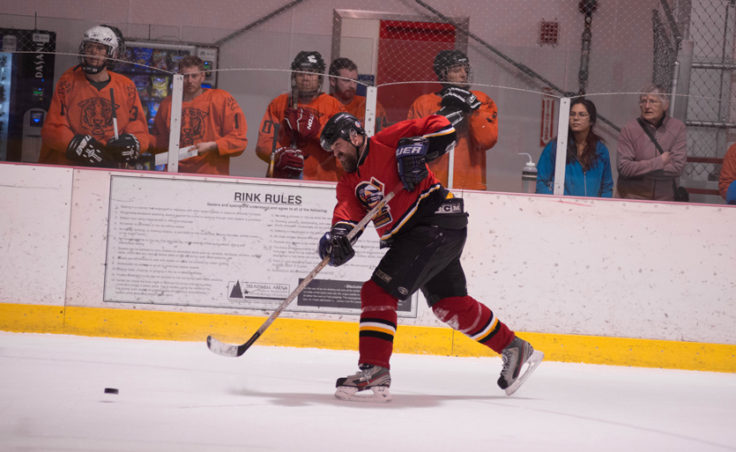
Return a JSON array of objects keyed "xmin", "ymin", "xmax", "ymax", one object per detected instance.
[{"xmin": 332, "ymin": 115, "xmax": 455, "ymax": 244}]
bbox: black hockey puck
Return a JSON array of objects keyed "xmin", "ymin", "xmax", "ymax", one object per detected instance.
[{"xmin": 104, "ymin": 387, "xmax": 119, "ymax": 395}]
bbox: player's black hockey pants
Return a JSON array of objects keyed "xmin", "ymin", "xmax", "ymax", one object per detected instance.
[{"xmin": 371, "ymin": 222, "xmax": 469, "ymax": 307}]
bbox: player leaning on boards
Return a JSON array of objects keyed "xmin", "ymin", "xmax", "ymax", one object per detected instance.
[
  {"xmin": 407, "ymin": 50, "xmax": 498, "ymax": 190},
  {"xmin": 328, "ymin": 57, "xmax": 389, "ymax": 132},
  {"xmin": 152, "ymin": 55, "xmax": 247, "ymax": 175},
  {"xmin": 40, "ymin": 24, "xmax": 149, "ymax": 168},
  {"xmin": 255, "ymin": 51, "xmax": 345, "ymax": 181},
  {"xmin": 318, "ymin": 112, "xmax": 543, "ymax": 402}
]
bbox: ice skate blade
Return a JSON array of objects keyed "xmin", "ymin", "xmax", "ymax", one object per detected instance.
[
  {"xmin": 504, "ymin": 349, "xmax": 544, "ymax": 396},
  {"xmin": 335, "ymin": 385, "xmax": 392, "ymax": 403}
]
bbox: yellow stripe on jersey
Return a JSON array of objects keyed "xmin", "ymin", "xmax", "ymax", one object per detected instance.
[
  {"xmin": 421, "ymin": 125, "xmax": 456, "ymax": 139},
  {"xmin": 380, "ymin": 183, "xmax": 445, "ymax": 242}
]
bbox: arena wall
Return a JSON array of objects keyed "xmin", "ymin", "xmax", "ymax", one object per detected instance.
[
  {"xmin": 1, "ymin": 162, "xmax": 734, "ymax": 372},
  {"xmin": 0, "ymin": 0, "xmax": 678, "ymax": 194}
]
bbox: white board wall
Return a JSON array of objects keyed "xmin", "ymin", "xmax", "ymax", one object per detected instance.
[{"xmin": 1, "ymin": 162, "xmax": 735, "ymax": 345}]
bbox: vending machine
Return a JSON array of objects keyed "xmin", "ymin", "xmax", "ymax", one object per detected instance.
[
  {"xmin": 0, "ymin": 28, "xmax": 56, "ymax": 162},
  {"xmin": 119, "ymin": 41, "xmax": 218, "ymax": 132}
]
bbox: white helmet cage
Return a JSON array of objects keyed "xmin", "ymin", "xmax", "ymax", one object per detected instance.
[{"xmin": 79, "ymin": 25, "xmax": 124, "ymax": 73}]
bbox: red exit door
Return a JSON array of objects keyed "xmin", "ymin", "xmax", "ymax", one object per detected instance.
[{"xmin": 376, "ymin": 20, "xmax": 457, "ymax": 124}]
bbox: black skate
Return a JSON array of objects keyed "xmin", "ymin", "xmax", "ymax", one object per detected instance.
[
  {"xmin": 497, "ymin": 336, "xmax": 543, "ymax": 396},
  {"xmin": 335, "ymin": 364, "xmax": 392, "ymax": 402}
]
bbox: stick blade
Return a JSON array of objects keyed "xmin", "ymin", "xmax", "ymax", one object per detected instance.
[{"xmin": 206, "ymin": 335, "xmax": 244, "ymax": 357}]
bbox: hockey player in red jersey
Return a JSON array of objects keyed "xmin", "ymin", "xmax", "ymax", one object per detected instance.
[
  {"xmin": 318, "ymin": 112, "xmax": 542, "ymax": 402},
  {"xmin": 255, "ymin": 51, "xmax": 345, "ymax": 181},
  {"xmin": 407, "ymin": 50, "xmax": 498, "ymax": 190},
  {"xmin": 40, "ymin": 24, "xmax": 149, "ymax": 167},
  {"xmin": 153, "ymin": 55, "xmax": 247, "ymax": 175}
]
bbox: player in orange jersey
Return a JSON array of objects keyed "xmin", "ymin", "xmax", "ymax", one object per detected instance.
[
  {"xmin": 152, "ymin": 55, "xmax": 247, "ymax": 175},
  {"xmin": 719, "ymin": 142, "xmax": 736, "ymax": 204},
  {"xmin": 328, "ymin": 57, "xmax": 388, "ymax": 134},
  {"xmin": 407, "ymin": 50, "xmax": 498, "ymax": 190},
  {"xmin": 40, "ymin": 25, "xmax": 149, "ymax": 167},
  {"xmin": 255, "ymin": 51, "xmax": 345, "ymax": 181}
]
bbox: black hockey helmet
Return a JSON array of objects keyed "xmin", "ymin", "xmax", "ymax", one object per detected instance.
[
  {"xmin": 433, "ymin": 49, "xmax": 470, "ymax": 81},
  {"xmin": 291, "ymin": 51, "xmax": 326, "ymax": 98},
  {"xmin": 320, "ymin": 112, "xmax": 365, "ymax": 152},
  {"xmin": 291, "ymin": 51, "xmax": 326, "ymax": 74}
]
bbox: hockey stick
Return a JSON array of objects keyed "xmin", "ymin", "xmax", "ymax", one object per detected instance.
[
  {"xmin": 266, "ymin": 86, "xmax": 299, "ymax": 177},
  {"xmin": 109, "ymin": 88, "xmax": 128, "ymax": 168},
  {"xmin": 109, "ymin": 88, "xmax": 119, "ymax": 140},
  {"xmin": 153, "ymin": 146, "xmax": 198, "ymax": 166},
  {"xmin": 207, "ymin": 185, "xmax": 400, "ymax": 357}
]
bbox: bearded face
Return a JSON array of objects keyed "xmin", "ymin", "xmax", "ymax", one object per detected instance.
[{"xmin": 331, "ymin": 68, "xmax": 358, "ymax": 104}]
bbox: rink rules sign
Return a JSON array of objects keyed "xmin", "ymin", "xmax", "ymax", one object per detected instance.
[
  {"xmin": 227, "ymin": 278, "xmax": 413, "ymax": 313},
  {"xmin": 103, "ymin": 176, "xmax": 417, "ymax": 317}
]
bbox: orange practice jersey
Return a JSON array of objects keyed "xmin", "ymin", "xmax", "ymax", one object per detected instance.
[
  {"xmin": 407, "ymin": 90, "xmax": 498, "ymax": 190},
  {"xmin": 342, "ymin": 95, "xmax": 389, "ymax": 134},
  {"xmin": 153, "ymin": 89, "xmax": 247, "ymax": 175},
  {"xmin": 720, "ymin": 142, "xmax": 736, "ymax": 199},
  {"xmin": 256, "ymin": 92, "xmax": 345, "ymax": 182},
  {"xmin": 40, "ymin": 66, "xmax": 150, "ymax": 165}
]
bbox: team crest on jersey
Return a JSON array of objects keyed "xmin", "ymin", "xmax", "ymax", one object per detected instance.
[
  {"xmin": 79, "ymin": 97, "xmax": 113, "ymax": 135},
  {"xmin": 181, "ymin": 107, "xmax": 208, "ymax": 146},
  {"xmin": 355, "ymin": 177, "xmax": 392, "ymax": 228}
]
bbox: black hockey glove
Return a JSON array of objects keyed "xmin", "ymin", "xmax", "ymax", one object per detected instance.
[
  {"xmin": 318, "ymin": 223, "xmax": 356, "ymax": 267},
  {"xmin": 396, "ymin": 137, "xmax": 429, "ymax": 192},
  {"xmin": 106, "ymin": 133, "xmax": 141, "ymax": 163},
  {"xmin": 436, "ymin": 107, "xmax": 466, "ymax": 128},
  {"xmin": 66, "ymin": 134, "xmax": 117, "ymax": 167},
  {"xmin": 440, "ymin": 86, "xmax": 481, "ymax": 113}
]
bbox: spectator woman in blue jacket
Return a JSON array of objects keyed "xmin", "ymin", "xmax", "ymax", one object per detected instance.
[{"xmin": 536, "ymin": 98, "xmax": 613, "ymax": 197}]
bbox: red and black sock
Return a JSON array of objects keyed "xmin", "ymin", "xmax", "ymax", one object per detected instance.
[
  {"xmin": 431, "ymin": 295, "xmax": 514, "ymax": 353},
  {"xmin": 358, "ymin": 280, "xmax": 397, "ymax": 369}
]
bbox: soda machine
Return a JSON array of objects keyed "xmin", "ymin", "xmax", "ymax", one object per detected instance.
[
  {"xmin": 0, "ymin": 27, "xmax": 55, "ymax": 163},
  {"xmin": 120, "ymin": 40, "xmax": 218, "ymax": 132}
]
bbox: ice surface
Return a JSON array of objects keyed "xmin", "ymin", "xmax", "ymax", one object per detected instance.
[{"xmin": 1, "ymin": 332, "xmax": 735, "ymax": 451}]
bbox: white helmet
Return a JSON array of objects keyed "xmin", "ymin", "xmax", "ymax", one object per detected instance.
[{"xmin": 79, "ymin": 25, "xmax": 123, "ymax": 74}]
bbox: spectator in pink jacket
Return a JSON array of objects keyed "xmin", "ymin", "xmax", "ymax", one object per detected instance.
[{"xmin": 616, "ymin": 84, "xmax": 687, "ymax": 201}]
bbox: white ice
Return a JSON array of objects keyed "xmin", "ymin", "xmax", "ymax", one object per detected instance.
[{"xmin": 1, "ymin": 331, "xmax": 735, "ymax": 452}]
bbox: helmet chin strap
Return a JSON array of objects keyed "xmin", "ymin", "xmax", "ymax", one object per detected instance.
[
  {"xmin": 82, "ymin": 61, "xmax": 106, "ymax": 74},
  {"xmin": 354, "ymin": 134, "xmax": 368, "ymax": 160},
  {"xmin": 297, "ymin": 89, "xmax": 320, "ymax": 102},
  {"xmin": 80, "ymin": 45, "xmax": 113, "ymax": 75},
  {"xmin": 441, "ymin": 81, "xmax": 471, "ymax": 91},
  {"xmin": 292, "ymin": 73, "xmax": 323, "ymax": 102}
]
